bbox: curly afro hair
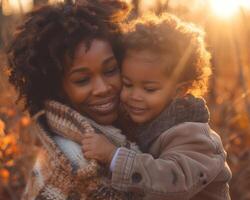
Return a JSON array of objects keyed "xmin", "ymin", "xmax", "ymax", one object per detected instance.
[
  {"xmin": 7, "ymin": 0, "xmax": 130, "ymax": 115},
  {"xmin": 121, "ymin": 13, "xmax": 212, "ymax": 97}
]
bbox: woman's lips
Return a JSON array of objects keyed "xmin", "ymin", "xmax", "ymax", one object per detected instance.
[{"xmin": 88, "ymin": 97, "xmax": 118, "ymax": 114}]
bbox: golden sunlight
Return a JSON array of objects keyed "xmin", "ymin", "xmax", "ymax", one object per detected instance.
[
  {"xmin": 210, "ymin": 0, "xmax": 250, "ymax": 19},
  {"xmin": 2, "ymin": 0, "xmax": 33, "ymax": 15},
  {"xmin": 210, "ymin": 0, "xmax": 239, "ymax": 18},
  {"xmin": 139, "ymin": 0, "xmax": 158, "ymax": 13},
  {"xmin": 49, "ymin": 0, "xmax": 64, "ymax": 4},
  {"xmin": 240, "ymin": 0, "xmax": 250, "ymax": 9}
]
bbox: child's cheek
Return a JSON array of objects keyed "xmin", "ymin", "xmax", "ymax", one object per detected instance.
[{"xmin": 120, "ymin": 87, "xmax": 129, "ymax": 104}]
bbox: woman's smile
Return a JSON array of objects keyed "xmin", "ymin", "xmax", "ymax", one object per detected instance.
[{"xmin": 88, "ymin": 96, "xmax": 119, "ymax": 114}]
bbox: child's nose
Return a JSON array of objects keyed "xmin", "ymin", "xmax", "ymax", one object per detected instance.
[{"xmin": 130, "ymin": 88, "xmax": 144, "ymax": 102}]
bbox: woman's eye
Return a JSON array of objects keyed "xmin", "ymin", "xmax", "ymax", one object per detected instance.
[
  {"xmin": 104, "ymin": 66, "xmax": 119, "ymax": 76},
  {"xmin": 74, "ymin": 77, "xmax": 90, "ymax": 85}
]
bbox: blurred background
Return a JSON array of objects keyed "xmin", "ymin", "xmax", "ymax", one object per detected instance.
[{"xmin": 0, "ymin": 0, "xmax": 250, "ymax": 199}]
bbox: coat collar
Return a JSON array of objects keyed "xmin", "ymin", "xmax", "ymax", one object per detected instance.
[{"xmin": 134, "ymin": 94, "xmax": 210, "ymax": 152}]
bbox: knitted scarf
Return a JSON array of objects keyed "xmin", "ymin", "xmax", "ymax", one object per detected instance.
[
  {"xmin": 23, "ymin": 100, "xmax": 139, "ymax": 200},
  {"xmin": 134, "ymin": 94, "xmax": 210, "ymax": 152}
]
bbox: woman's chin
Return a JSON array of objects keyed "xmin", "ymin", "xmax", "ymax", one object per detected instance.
[{"xmin": 91, "ymin": 111, "xmax": 118, "ymax": 125}]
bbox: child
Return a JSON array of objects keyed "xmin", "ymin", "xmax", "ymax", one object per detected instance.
[{"xmin": 82, "ymin": 13, "xmax": 232, "ymax": 199}]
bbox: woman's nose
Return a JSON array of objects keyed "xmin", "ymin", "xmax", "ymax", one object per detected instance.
[{"xmin": 92, "ymin": 76, "xmax": 112, "ymax": 96}]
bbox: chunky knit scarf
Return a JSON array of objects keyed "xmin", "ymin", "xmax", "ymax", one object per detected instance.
[
  {"xmin": 134, "ymin": 94, "xmax": 210, "ymax": 152},
  {"xmin": 22, "ymin": 100, "xmax": 139, "ymax": 200}
]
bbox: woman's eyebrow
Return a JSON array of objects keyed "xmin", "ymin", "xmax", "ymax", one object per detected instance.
[
  {"xmin": 102, "ymin": 56, "xmax": 116, "ymax": 66},
  {"xmin": 70, "ymin": 67, "xmax": 89, "ymax": 75}
]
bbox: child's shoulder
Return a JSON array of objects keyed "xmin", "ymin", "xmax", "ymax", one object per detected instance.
[
  {"xmin": 161, "ymin": 122, "xmax": 215, "ymax": 137},
  {"xmin": 157, "ymin": 122, "xmax": 225, "ymax": 155},
  {"xmin": 160, "ymin": 122, "xmax": 210, "ymax": 137}
]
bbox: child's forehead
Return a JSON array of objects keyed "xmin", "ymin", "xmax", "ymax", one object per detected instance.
[{"xmin": 125, "ymin": 49, "xmax": 174, "ymax": 65}]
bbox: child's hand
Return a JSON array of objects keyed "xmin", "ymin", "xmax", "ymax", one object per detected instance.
[{"xmin": 81, "ymin": 133, "xmax": 117, "ymax": 165}]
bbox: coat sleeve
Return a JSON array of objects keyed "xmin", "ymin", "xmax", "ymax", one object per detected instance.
[{"xmin": 111, "ymin": 122, "xmax": 227, "ymax": 200}]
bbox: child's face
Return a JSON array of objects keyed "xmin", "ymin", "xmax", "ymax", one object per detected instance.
[{"xmin": 121, "ymin": 50, "xmax": 175, "ymax": 124}]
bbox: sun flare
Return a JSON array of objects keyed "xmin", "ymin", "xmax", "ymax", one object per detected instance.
[
  {"xmin": 211, "ymin": 0, "xmax": 239, "ymax": 18},
  {"xmin": 211, "ymin": 0, "xmax": 250, "ymax": 19}
]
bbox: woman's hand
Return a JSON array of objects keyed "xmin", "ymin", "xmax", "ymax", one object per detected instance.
[{"xmin": 81, "ymin": 133, "xmax": 117, "ymax": 165}]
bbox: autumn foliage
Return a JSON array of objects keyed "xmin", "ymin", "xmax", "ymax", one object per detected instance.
[
  {"xmin": 0, "ymin": 53, "xmax": 38, "ymax": 200},
  {"xmin": 1, "ymin": 1, "xmax": 250, "ymax": 199}
]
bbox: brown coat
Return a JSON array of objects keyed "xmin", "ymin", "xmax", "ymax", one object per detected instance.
[{"xmin": 111, "ymin": 122, "xmax": 232, "ymax": 200}]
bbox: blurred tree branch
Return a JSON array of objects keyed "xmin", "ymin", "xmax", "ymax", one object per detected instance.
[
  {"xmin": 34, "ymin": 0, "xmax": 48, "ymax": 6},
  {"xmin": 156, "ymin": 0, "xmax": 169, "ymax": 14},
  {"xmin": 232, "ymin": 29, "xmax": 250, "ymax": 120},
  {"xmin": 0, "ymin": 0, "xmax": 3, "ymax": 47}
]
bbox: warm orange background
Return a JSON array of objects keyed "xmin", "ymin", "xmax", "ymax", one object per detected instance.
[{"xmin": 1, "ymin": 1, "xmax": 250, "ymax": 199}]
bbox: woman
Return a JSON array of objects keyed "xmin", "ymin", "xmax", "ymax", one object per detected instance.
[{"xmin": 7, "ymin": 1, "xmax": 139, "ymax": 199}]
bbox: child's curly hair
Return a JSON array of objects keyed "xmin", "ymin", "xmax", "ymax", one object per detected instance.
[
  {"xmin": 121, "ymin": 13, "xmax": 212, "ymax": 97},
  {"xmin": 7, "ymin": 0, "xmax": 130, "ymax": 115}
]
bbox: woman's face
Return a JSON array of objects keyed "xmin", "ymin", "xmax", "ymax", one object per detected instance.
[{"xmin": 62, "ymin": 39, "xmax": 121, "ymax": 125}]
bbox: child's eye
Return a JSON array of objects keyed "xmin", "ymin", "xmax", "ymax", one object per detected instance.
[
  {"xmin": 74, "ymin": 77, "xmax": 90, "ymax": 85},
  {"xmin": 104, "ymin": 65, "xmax": 119, "ymax": 76},
  {"xmin": 123, "ymin": 81, "xmax": 133, "ymax": 88},
  {"xmin": 144, "ymin": 87, "xmax": 158, "ymax": 93}
]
